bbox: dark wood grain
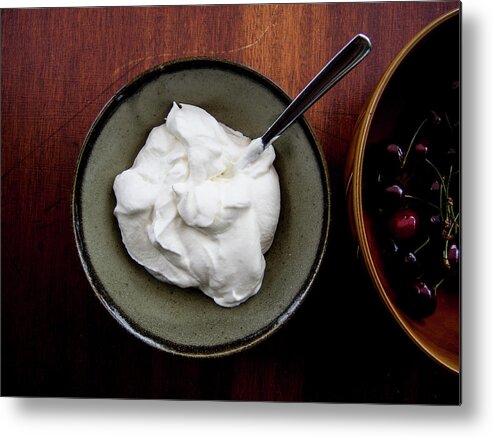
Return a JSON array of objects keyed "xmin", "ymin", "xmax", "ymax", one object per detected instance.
[{"xmin": 1, "ymin": 2, "xmax": 460, "ymax": 402}]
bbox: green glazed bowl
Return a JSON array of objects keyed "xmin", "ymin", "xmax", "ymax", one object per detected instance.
[{"xmin": 72, "ymin": 58, "xmax": 330, "ymax": 357}]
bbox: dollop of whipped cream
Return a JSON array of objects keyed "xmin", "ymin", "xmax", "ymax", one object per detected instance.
[{"xmin": 113, "ymin": 103, "xmax": 280, "ymax": 307}]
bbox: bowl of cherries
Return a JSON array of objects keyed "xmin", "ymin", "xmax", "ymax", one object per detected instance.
[{"xmin": 346, "ymin": 9, "xmax": 460, "ymax": 373}]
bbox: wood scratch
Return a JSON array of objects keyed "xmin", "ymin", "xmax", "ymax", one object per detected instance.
[
  {"xmin": 3, "ymin": 6, "xmax": 283, "ymax": 181},
  {"xmin": 1, "ymin": 63, "xmax": 146, "ymax": 180},
  {"xmin": 220, "ymin": 4, "xmax": 280, "ymax": 54},
  {"xmin": 112, "ymin": 5, "xmax": 281, "ymax": 77}
]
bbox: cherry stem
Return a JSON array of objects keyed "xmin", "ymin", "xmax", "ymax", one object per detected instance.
[
  {"xmin": 448, "ymin": 212, "xmax": 460, "ymax": 237},
  {"xmin": 433, "ymin": 278, "xmax": 445, "ymax": 292},
  {"xmin": 446, "ymin": 165, "xmax": 453, "ymax": 204},
  {"xmin": 444, "ymin": 239, "xmax": 450, "ymax": 267},
  {"xmin": 443, "ymin": 212, "xmax": 460, "ymax": 267},
  {"xmin": 425, "ymin": 158, "xmax": 448, "ymax": 221},
  {"xmin": 425, "ymin": 158, "xmax": 446, "ymax": 187},
  {"xmin": 439, "ymin": 182, "xmax": 444, "ymax": 221},
  {"xmin": 404, "ymin": 194, "xmax": 440, "ymax": 210},
  {"xmin": 444, "ymin": 112, "xmax": 454, "ymax": 133},
  {"xmin": 402, "ymin": 118, "xmax": 428, "ymax": 168},
  {"xmin": 415, "ymin": 235, "xmax": 431, "ymax": 254}
]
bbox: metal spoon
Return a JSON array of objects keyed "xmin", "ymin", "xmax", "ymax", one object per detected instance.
[{"xmin": 261, "ymin": 34, "xmax": 371, "ymax": 149}]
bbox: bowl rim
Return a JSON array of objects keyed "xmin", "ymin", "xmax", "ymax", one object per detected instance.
[
  {"xmin": 350, "ymin": 9, "xmax": 460, "ymax": 373},
  {"xmin": 71, "ymin": 56, "xmax": 331, "ymax": 358}
]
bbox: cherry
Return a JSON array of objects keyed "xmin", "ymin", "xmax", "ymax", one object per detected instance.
[
  {"xmin": 388, "ymin": 208, "xmax": 419, "ymax": 241},
  {"xmin": 444, "ymin": 242, "xmax": 460, "ymax": 273},
  {"xmin": 428, "ymin": 214, "xmax": 442, "ymax": 235},
  {"xmin": 385, "ymin": 143, "xmax": 404, "ymax": 170},
  {"xmin": 430, "ymin": 180, "xmax": 440, "ymax": 192},
  {"xmin": 387, "ymin": 143, "xmax": 403, "ymax": 159},
  {"xmin": 447, "ymin": 243, "xmax": 460, "ymax": 264},
  {"xmin": 429, "ymin": 180, "xmax": 441, "ymax": 203},
  {"xmin": 447, "ymin": 147, "xmax": 458, "ymax": 167},
  {"xmin": 384, "ymin": 184, "xmax": 404, "ymax": 199},
  {"xmin": 401, "ymin": 251, "xmax": 422, "ymax": 279},
  {"xmin": 430, "ymin": 214, "xmax": 441, "ymax": 226},
  {"xmin": 404, "ymin": 251, "xmax": 417, "ymax": 264},
  {"xmin": 400, "ymin": 281, "xmax": 437, "ymax": 318},
  {"xmin": 429, "ymin": 110, "xmax": 442, "ymax": 126},
  {"xmin": 382, "ymin": 184, "xmax": 404, "ymax": 209},
  {"xmin": 381, "ymin": 238, "xmax": 400, "ymax": 259},
  {"xmin": 415, "ymin": 143, "xmax": 428, "ymax": 157}
]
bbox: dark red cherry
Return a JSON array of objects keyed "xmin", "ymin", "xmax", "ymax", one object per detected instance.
[
  {"xmin": 387, "ymin": 143, "xmax": 403, "ymax": 158},
  {"xmin": 401, "ymin": 252, "xmax": 422, "ymax": 278},
  {"xmin": 428, "ymin": 214, "xmax": 442, "ymax": 234},
  {"xmin": 385, "ymin": 143, "xmax": 404, "ymax": 169},
  {"xmin": 384, "ymin": 184, "xmax": 404, "ymax": 198},
  {"xmin": 382, "ymin": 184, "xmax": 404, "ymax": 208},
  {"xmin": 415, "ymin": 143, "xmax": 428, "ymax": 157},
  {"xmin": 381, "ymin": 239, "xmax": 400, "ymax": 259},
  {"xmin": 400, "ymin": 281, "xmax": 437, "ymax": 318},
  {"xmin": 444, "ymin": 243, "xmax": 460, "ymax": 272},
  {"xmin": 430, "ymin": 214, "xmax": 441, "ymax": 225},
  {"xmin": 404, "ymin": 252, "xmax": 417, "ymax": 263},
  {"xmin": 447, "ymin": 243, "xmax": 460, "ymax": 264},
  {"xmin": 429, "ymin": 180, "xmax": 441, "ymax": 203},
  {"xmin": 388, "ymin": 208, "xmax": 419, "ymax": 241},
  {"xmin": 429, "ymin": 110, "xmax": 442, "ymax": 125},
  {"xmin": 446, "ymin": 147, "xmax": 459, "ymax": 167},
  {"xmin": 430, "ymin": 180, "xmax": 440, "ymax": 192}
]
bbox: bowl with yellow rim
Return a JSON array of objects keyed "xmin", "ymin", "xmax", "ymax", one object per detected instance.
[{"xmin": 346, "ymin": 9, "xmax": 460, "ymax": 373}]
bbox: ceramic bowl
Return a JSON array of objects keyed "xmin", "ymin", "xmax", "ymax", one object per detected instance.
[
  {"xmin": 73, "ymin": 57, "xmax": 330, "ymax": 357},
  {"xmin": 346, "ymin": 10, "xmax": 460, "ymax": 372}
]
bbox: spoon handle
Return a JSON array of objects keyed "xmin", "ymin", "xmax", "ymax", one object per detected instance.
[{"xmin": 261, "ymin": 34, "xmax": 372, "ymax": 147}]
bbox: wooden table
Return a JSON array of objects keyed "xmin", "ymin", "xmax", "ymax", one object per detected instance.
[{"xmin": 1, "ymin": 2, "xmax": 460, "ymax": 403}]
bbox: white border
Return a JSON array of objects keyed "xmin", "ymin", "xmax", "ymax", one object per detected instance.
[{"xmin": 2, "ymin": 0, "xmax": 492, "ymax": 436}]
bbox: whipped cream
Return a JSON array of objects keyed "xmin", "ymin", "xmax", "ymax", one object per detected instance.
[{"xmin": 113, "ymin": 103, "xmax": 280, "ymax": 307}]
